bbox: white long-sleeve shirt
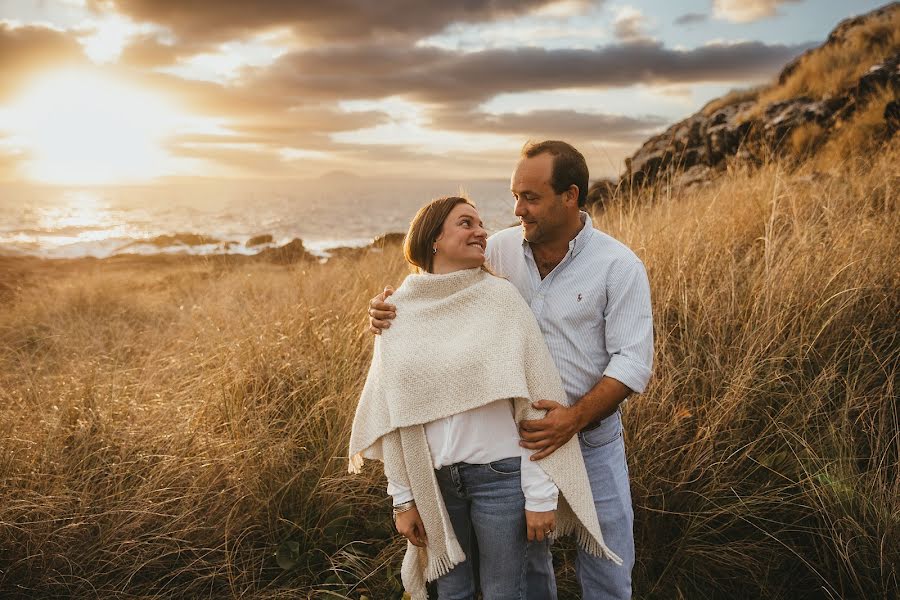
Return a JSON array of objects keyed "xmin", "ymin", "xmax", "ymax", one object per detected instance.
[
  {"xmin": 387, "ymin": 398, "xmax": 559, "ymax": 512},
  {"xmin": 486, "ymin": 212, "xmax": 653, "ymax": 403}
]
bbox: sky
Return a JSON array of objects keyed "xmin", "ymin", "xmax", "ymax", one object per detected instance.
[{"xmin": 0, "ymin": 0, "xmax": 889, "ymax": 185}]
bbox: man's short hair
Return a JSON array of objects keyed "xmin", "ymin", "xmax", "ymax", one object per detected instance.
[{"xmin": 521, "ymin": 140, "xmax": 589, "ymax": 208}]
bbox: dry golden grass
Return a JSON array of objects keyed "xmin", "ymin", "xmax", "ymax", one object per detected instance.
[
  {"xmin": 813, "ymin": 86, "xmax": 898, "ymax": 169},
  {"xmin": 700, "ymin": 86, "xmax": 763, "ymax": 116},
  {"xmin": 758, "ymin": 7, "xmax": 899, "ymax": 107},
  {"xmin": 789, "ymin": 122, "xmax": 827, "ymax": 158},
  {"xmin": 733, "ymin": 5, "xmax": 898, "ymax": 127},
  {"xmin": 1, "ymin": 145, "xmax": 898, "ymax": 598},
  {"xmin": 596, "ymin": 141, "xmax": 899, "ymax": 599}
]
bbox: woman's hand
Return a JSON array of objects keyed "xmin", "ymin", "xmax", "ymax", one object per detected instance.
[
  {"xmin": 368, "ymin": 286, "xmax": 396, "ymax": 335},
  {"xmin": 525, "ymin": 509, "xmax": 556, "ymax": 542},
  {"xmin": 395, "ymin": 506, "xmax": 427, "ymax": 547}
]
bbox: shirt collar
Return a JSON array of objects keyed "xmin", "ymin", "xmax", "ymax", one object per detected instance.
[{"xmin": 521, "ymin": 211, "xmax": 594, "ymax": 259}]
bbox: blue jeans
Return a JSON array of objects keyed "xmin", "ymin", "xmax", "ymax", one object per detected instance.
[
  {"xmin": 434, "ymin": 456, "xmax": 529, "ymax": 599},
  {"xmin": 526, "ymin": 411, "xmax": 635, "ymax": 599}
]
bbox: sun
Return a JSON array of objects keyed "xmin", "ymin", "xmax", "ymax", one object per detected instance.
[{"xmin": 6, "ymin": 69, "xmax": 185, "ymax": 185}]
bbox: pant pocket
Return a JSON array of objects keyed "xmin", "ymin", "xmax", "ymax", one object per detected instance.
[
  {"xmin": 580, "ymin": 427, "xmax": 622, "ymax": 449},
  {"xmin": 487, "ymin": 456, "xmax": 522, "ymax": 475}
]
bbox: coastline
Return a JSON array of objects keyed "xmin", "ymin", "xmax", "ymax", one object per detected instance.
[
  {"xmin": 0, "ymin": 231, "xmax": 407, "ymax": 262},
  {"xmin": 0, "ymin": 232, "xmax": 407, "ymax": 304}
]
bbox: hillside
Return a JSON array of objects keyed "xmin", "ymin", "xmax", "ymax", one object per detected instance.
[{"xmin": 589, "ymin": 2, "xmax": 899, "ymax": 201}]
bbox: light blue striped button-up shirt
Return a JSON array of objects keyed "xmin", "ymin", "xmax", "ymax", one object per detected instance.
[{"xmin": 486, "ymin": 212, "xmax": 653, "ymax": 407}]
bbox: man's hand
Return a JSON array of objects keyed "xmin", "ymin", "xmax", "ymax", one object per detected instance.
[
  {"xmin": 526, "ymin": 509, "xmax": 556, "ymax": 542},
  {"xmin": 368, "ymin": 286, "xmax": 396, "ymax": 335},
  {"xmin": 395, "ymin": 506, "xmax": 427, "ymax": 547},
  {"xmin": 519, "ymin": 400, "xmax": 583, "ymax": 460}
]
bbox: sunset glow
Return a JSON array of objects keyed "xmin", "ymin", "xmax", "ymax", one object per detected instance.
[
  {"xmin": 6, "ymin": 69, "xmax": 184, "ymax": 184},
  {"xmin": 0, "ymin": 0, "xmax": 887, "ymax": 183}
]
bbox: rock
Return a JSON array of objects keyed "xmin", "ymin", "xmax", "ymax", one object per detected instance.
[
  {"xmin": 121, "ymin": 233, "xmax": 220, "ymax": 249},
  {"xmin": 371, "ymin": 232, "xmax": 405, "ymax": 248},
  {"xmin": 586, "ymin": 179, "xmax": 617, "ymax": 210},
  {"xmin": 624, "ymin": 101, "xmax": 754, "ymax": 187},
  {"xmin": 620, "ymin": 4, "xmax": 899, "ymax": 189},
  {"xmin": 255, "ymin": 238, "xmax": 314, "ymax": 264},
  {"xmin": 623, "ymin": 54, "xmax": 898, "ymax": 187},
  {"xmin": 856, "ymin": 56, "xmax": 899, "ymax": 97},
  {"xmin": 246, "ymin": 234, "xmax": 274, "ymax": 247},
  {"xmin": 623, "ymin": 129, "xmax": 673, "ymax": 187},
  {"xmin": 704, "ymin": 101, "xmax": 755, "ymax": 164},
  {"xmin": 672, "ymin": 164, "xmax": 715, "ymax": 188},
  {"xmin": 886, "ymin": 100, "xmax": 900, "ymax": 136},
  {"xmin": 761, "ymin": 96, "xmax": 833, "ymax": 145}
]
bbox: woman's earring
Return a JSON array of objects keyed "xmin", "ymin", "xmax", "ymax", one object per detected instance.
[{"xmin": 432, "ymin": 246, "xmax": 437, "ymax": 255}]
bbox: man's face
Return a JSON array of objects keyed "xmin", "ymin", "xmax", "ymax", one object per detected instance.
[{"xmin": 510, "ymin": 153, "xmax": 571, "ymax": 244}]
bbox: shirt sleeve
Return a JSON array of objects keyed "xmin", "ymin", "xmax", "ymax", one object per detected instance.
[
  {"xmin": 520, "ymin": 447, "xmax": 559, "ymax": 511},
  {"xmin": 602, "ymin": 259, "xmax": 654, "ymax": 393},
  {"xmin": 387, "ymin": 477, "xmax": 414, "ymax": 506},
  {"xmin": 485, "ymin": 234, "xmax": 501, "ymax": 273}
]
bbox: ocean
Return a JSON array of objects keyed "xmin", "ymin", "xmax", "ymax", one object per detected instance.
[{"xmin": 0, "ymin": 177, "xmax": 517, "ymax": 259}]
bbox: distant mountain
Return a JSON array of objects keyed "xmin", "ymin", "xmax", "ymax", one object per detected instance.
[{"xmin": 591, "ymin": 2, "xmax": 899, "ymax": 202}]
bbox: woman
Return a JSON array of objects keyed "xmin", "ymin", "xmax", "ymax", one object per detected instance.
[{"xmin": 349, "ymin": 196, "xmax": 619, "ymax": 600}]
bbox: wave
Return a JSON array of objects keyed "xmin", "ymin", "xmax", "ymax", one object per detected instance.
[{"xmin": 0, "ymin": 231, "xmax": 383, "ymax": 260}]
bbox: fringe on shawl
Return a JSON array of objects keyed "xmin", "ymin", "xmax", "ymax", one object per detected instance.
[
  {"xmin": 401, "ymin": 538, "xmax": 467, "ymax": 600},
  {"xmin": 555, "ymin": 507, "xmax": 624, "ymax": 566},
  {"xmin": 348, "ymin": 452, "xmax": 364, "ymax": 474},
  {"xmin": 425, "ymin": 537, "xmax": 466, "ymax": 581}
]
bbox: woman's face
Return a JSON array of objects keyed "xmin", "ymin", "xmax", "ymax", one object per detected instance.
[{"xmin": 432, "ymin": 202, "xmax": 487, "ymax": 273}]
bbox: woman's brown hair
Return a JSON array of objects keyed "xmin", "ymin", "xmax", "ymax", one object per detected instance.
[{"xmin": 403, "ymin": 196, "xmax": 488, "ymax": 274}]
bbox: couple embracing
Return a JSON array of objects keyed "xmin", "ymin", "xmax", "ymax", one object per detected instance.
[{"xmin": 349, "ymin": 141, "xmax": 653, "ymax": 599}]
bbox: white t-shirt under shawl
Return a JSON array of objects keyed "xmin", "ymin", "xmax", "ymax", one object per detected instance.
[{"xmin": 387, "ymin": 398, "xmax": 559, "ymax": 512}]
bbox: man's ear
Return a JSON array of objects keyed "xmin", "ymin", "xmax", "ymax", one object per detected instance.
[{"xmin": 566, "ymin": 185, "xmax": 579, "ymax": 207}]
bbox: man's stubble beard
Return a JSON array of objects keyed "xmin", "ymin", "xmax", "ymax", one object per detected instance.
[{"xmin": 523, "ymin": 210, "xmax": 564, "ymax": 245}]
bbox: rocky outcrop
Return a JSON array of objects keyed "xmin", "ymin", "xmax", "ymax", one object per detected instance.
[
  {"xmin": 254, "ymin": 238, "xmax": 315, "ymax": 264},
  {"xmin": 120, "ymin": 233, "xmax": 221, "ymax": 249},
  {"xmin": 622, "ymin": 101, "xmax": 757, "ymax": 188},
  {"xmin": 886, "ymin": 100, "xmax": 900, "ymax": 135},
  {"xmin": 371, "ymin": 232, "xmax": 405, "ymax": 248},
  {"xmin": 623, "ymin": 54, "xmax": 898, "ymax": 188},
  {"xmin": 324, "ymin": 232, "xmax": 406, "ymax": 260},
  {"xmin": 246, "ymin": 234, "xmax": 274, "ymax": 247},
  {"xmin": 621, "ymin": 4, "xmax": 899, "ymax": 189},
  {"xmin": 586, "ymin": 179, "xmax": 618, "ymax": 209}
]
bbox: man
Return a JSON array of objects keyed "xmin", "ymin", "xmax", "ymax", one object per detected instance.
[{"xmin": 368, "ymin": 140, "xmax": 653, "ymax": 598}]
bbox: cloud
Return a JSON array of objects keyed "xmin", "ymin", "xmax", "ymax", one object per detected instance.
[
  {"xmin": 674, "ymin": 12, "xmax": 708, "ymax": 25},
  {"xmin": 432, "ymin": 108, "xmax": 666, "ymax": 143},
  {"xmin": 0, "ymin": 2, "xmax": 819, "ymax": 180},
  {"xmin": 612, "ymin": 6, "xmax": 650, "ymax": 42},
  {"xmin": 713, "ymin": 0, "xmax": 803, "ymax": 23},
  {"xmin": 0, "ymin": 22, "xmax": 88, "ymax": 98},
  {"xmin": 252, "ymin": 38, "xmax": 813, "ymax": 104},
  {"xmin": 118, "ymin": 34, "xmax": 192, "ymax": 67},
  {"xmin": 531, "ymin": 0, "xmax": 595, "ymax": 18},
  {"xmin": 89, "ymin": 0, "xmax": 562, "ymax": 44}
]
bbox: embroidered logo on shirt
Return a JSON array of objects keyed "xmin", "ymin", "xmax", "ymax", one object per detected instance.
[{"xmin": 577, "ymin": 293, "xmax": 583, "ymax": 302}]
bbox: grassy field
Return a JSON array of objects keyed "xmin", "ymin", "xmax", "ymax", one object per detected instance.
[{"xmin": 1, "ymin": 144, "xmax": 898, "ymax": 599}]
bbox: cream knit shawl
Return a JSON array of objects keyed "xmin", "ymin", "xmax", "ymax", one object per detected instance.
[{"xmin": 348, "ymin": 268, "xmax": 622, "ymax": 600}]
